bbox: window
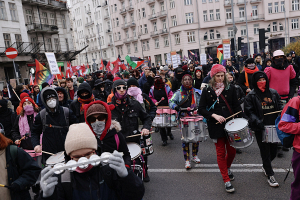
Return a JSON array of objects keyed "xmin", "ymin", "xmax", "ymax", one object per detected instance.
[
  {"xmin": 25, "ymin": 10, "xmax": 33, "ymax": 24},
  {"xmin": 203, "ymin": 11, "xmax": 207, "ymax": 22},
  {"xmin": 47, "ymin": 38, "xmax": 52, "ymax": 51},
  {"xmin": 142, "ymin": 41, "xmax": 146, "ymax": 51},
  {"xmin": 241, "ymin": 25, "xmax": 246, "ymax": 36},
  {"xmin": 109, "ymin": 35, "xmax": 113, "ymax": 43},
  {"xmin": 239, "ymin": 7, "xmax": 245, "ymax": 19},
  {"xmin": 209, "ymin": 29, "xmax": 214, "ymax": 39},
  {"xmin": 187, "ymin": 31, "xmax": 195, "ymax": 42},
  {"xmin": 228, "ymin": 27, "xmax": 233, "ymax": 38},
  {"xmin": 170, "ymin": 0, "xmax": 175, "ymax": 8},
  {"xmin": 185, "ymin": 12, "xmax": 193, "ymax": 24},
  {"xmin": 216, "ymin": 9, "xmax": 220, "ymax": 20},
  {"xmin": 268, "ymin": 3, "xmax": 272, "ymax": 13},
  {"xmin": 267, "ymin": 24, "xmax": 271, "ymax": 32},
  {"xmin": 133, "ymin": 28, "xmax": 136, "ymax": 37},
  {"xmin": 204, "ymin": 32, "xmax": 208, "ymax": 40},
  {"xmin": 144, "ymin": 24, "xmax": 148, "ymax": 33},
  {"xmin": 103, "ymin": 50, "xmax": 107, "ymax": 58},
  {"xmin": 252, "ymin": 5, "xmax": 258, "ymax": 17},
  {"xmin": 175, "ymin": 34, "xmax": 180, "ymax": 44},
  {"xmin": 15, "ymin": 34, "xmax": 22, "ymax": 47},
  {"xmin": 62, "ymin": 14, "xmax": 66, "ymax": 28},
  {"xmin": 127, "ymin": 44, "xmax": 131, "ymax": 54},
  {"xmin": 171, "ymin": 15, "xmax": 177, "ymax": 26},
  {"xmin": 279, "ymin": 23, "xmax": 283, "ymax": 31},
  {"xmin": 146, "ymin": 41, "xmax": 150, "ymax": 50},
  {"xmin": 153, "ymin": 22, "xmax": 157, "ymax": 31},
  {"xmin": 116, "ymin": 18, "xmax": 119, "ymax": 26},
  {"xmin": 9, "ymin": 3, "xmax": 18, "ymax": 21},
  {"xmin": 202, "ymin": 0, "xmax": 206, "ymax": 3},
  {"xmin": 226, "ymin": 9, "xmax": 232, "ymax": 19},
  {"xmin": 134, "ymin": 43, "xmax": 138, "ymax": 52},
  {"xmin": 216, "ymin": 30, "xmax": 220, "ymax": 39},
  {"xmin": 0, "ymin": 1, "xmax": 7, "ymax": 20},
  {"xmin": 115, "ymin": 4, "xmax": 117, "ymax": 12},
  {"xmin": 41, "ymin": 12, "xmax": 48, "ymax": 24},
  {"xmin": 164, "ymin": 36, "xmax": 169, "ymax": 47},
  {"xmin": 3, "ymin": 33, "xmax": 11, "ymax": 48},
  {"xmin": 274, "ymin": 2, "xmax": 279, "ymax": 13},
  {"xmin": 50, "ymin": 13, "xmax": 56, "ymax": 25},
  {"xmin": 254, "ymin": 24, "xmax": 259, "ymax": 34},
  {"xmin": 209, "ymin": 0, "xmax": 213, "ymax": 2},
  {"xmin": 126, "ymin": 30, "xmax": 129, "ymax": 39},
  {"xmin": 292, "ymin": 18, "xmax": 299, "ymax": 29},
  {"xmin": 118, "ymin": 32, "xmax": 121, "ymax": 40},
  {"xmin": 151, "ymin": 5, "xmax": 155, "ymax": 15},
  {"xmin": 65, "ymin": 38, "xmax": 69, "ymax": 51},
  {"xmin": 184, "ymin": 0, "xmax": 192, "ymax": 5},
  {"xmin": 138, "ymin": 9, "xmax": 141, "ymax": 19},
  {"xmin": 209, "ymin": 10, "xmax": 214, "ymax": 21},
  {"xmin": 162, "ymin": 19, "xmax": 167, "ymax": 29},
  {"xmin": 273, "ymin": 22, "xmax": 277, "ymax": 31},
  {"xmin": 54, "ymin": 38, "xmax": 60, "ymax": 51},
  {"xmin": 281, "ymin": 1, "xmax": 285, "ymax": 12},
  {"xmin": 160, "ymin": 2, "xmax": 165, "ymax": 11},
  {"xmin": 155, "ymin": 38, "xmax": 159, "ymax": 48},
  {"xmin": 292, "ymin": 0, "xmax": 300, "ymax": 11},
  {"xmin": 142, "ymin": 8, "xmax": 146, "ymax": 18}
]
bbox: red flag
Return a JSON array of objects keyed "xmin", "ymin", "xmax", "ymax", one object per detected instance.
[
  {"xmin": 112, "ymin": 58, "xmax": 126, "ymax": 70},
  {"xmin": 56, "ymin": 67, "xmax": 63, "ymax": 79},
  {"xmin": 106, "ymin": 61, "xmax": 111, "ymax": 72},
  {"xmin": 80, "ymin": 64, "xmax": 86, "ymax": 72},
  {"xmin": 100, "ymin": 59, "xmax": 104, "ymax": 70},
  {"xmin": 66, "ymin": 62, "xmax": 73, "ymax": 78},
  {"xmin": 30, "ymin": 74, "xmax": 34, "ymax": 85}
]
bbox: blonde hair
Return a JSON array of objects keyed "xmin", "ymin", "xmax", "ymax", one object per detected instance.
[
  {"xmin": 255, "ymin": 56, "xmax": 262, "ymax": 65},
  {"xmin": 208, "ymin": 72, "xmax": 230, "ymax": 89}
]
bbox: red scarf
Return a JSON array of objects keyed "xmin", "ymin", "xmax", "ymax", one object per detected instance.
[
  {"xmin": 78, "ymin": 95, "xmax": 95, "ymax": 114},
  {"xmin": 244, "ymin": 66, "xmax": 259, "ymax": 89}
]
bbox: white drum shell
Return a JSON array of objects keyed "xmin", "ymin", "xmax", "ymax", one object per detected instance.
[
  {"xmin": 180, "ymin": 116, "xmax": 208, "ymax": 143},
  {"xmin": 262, "ymin": 125, "xmax": 281, "ymax": 143}
]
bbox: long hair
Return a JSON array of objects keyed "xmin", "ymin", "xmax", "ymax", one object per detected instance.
[
  {"xmin": 0, "ymin": 133, "xmax": 13, "ymax": 150},
  {"xmin": 209, "ymin": 72, "xmax": 230, "ymax": 89},
  {"xmin": 20, "ymin": 106, "xmax": 39, "ymax": 117},
  {"xmin": 255, "ymin": 56, "xmax": 262, "ymax": 65}
]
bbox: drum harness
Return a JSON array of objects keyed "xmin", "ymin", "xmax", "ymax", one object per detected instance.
[{"xmin": 40, "ymin": 107, "xmax": 70, "ymax": 132}]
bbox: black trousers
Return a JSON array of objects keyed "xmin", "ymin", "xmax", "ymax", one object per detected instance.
[
  {"xmin": 159, "ymin": 127, "xmax": 171, "ymax": 142},
  {"xmin": 255, "ymin": 131, "xmax": 278, "ymax": 176}
]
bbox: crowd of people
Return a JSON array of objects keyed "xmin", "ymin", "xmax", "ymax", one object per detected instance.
[{"xmin": 0, "ymin": 49, "xmax": 300, "ymax": 199}]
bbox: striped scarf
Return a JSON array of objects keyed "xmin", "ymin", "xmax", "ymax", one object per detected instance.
[
  {"xmin": 78, "ymin": 95, "xmax": 95, "ymax": 114},
  {"xmin": 180, "ymin": 85, "xmax": 196, "ymax": 108}
]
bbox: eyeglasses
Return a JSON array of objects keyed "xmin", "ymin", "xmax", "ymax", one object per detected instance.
[
  {"xmin": 116, "ymin": 86, "xmax": 127, "ymax": 91},
  {"xmin": 71, "ymin": 150, "xmax": 95, "ymax": 161},
  {"xmin": 89, "ymin": 115, "xmax": 107, "ymax": 123}
]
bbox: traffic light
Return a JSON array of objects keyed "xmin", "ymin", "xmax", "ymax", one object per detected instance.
[
  {"xmin": 259, "ymin": 29, "xmax": 269, "ymax": 51},
  {"xmin": 238, "ymin": 37, "xmax": 244, "ymax": 50},
  {"xmin": 231, "ymin": 38, "xmax": 235, "ymax": 51}
]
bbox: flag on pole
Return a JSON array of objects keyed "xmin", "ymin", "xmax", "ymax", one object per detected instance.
[
  {"xmin": 34, "ymin": 59, "xmax": 55, "ymax": 89},
  {"xmin": 83, "ymin": 64, "xmax": 90, "ymax": 76},
  {"xmin": 56, "ymin": 67, "xmax": 63, "ymax": 80},
  {"xmin": 106, "ymin": 61, "xmax": 111, "ymax": 72},
  {"xmin": 217, "ymin": 49, "xmax": 223, "ymax": 66},
  {"xmin": 125, "ymin": 55, "xmax": 144, "ymax": 69},
  {"xmin": 112, "ymin": 58, "xmax": 126, "ymax": 71},
  {"xmin": 100, "ymin": 59, "xmax": 105, "ymax": 70},
  {"xmin": 189, "ymin": 50, "xmax": 195, "ymax": 56},
  {"xmin": 66, "ymin": 62, "xmax": 73, "ymax": 78}
]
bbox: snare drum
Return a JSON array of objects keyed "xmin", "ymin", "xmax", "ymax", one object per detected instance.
[
  {"xmin": 225, "ymin": 118, "xmax": 253, "ymax": 149},
  {"xmin": 180, "ymin": 115, "xmax": 208, "ymax": 143},
  {"xmin": 127, "ymin": 142, "xmax": 144, "ymax": 180},
  {"xmin": 46, "ymin": 151, "xmax": 65, "ymax": 166},
  {"xmin": 262, "ymin": 125, "xmax": 281, "ymax": 143},
  {"xmin": 152, "ymin": 106, "xmax": 177, "ymax": 127}
]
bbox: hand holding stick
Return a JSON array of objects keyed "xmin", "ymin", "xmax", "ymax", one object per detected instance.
[
  {"xmin": 126, "ymin": 131, "xmax": 154, "ymax": 138},
  {"xmin": 216, "ymin": 111, "xmax": 242, "ymax": 124}
]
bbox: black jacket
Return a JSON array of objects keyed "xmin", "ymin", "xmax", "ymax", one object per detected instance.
[
  {"xmin": 198, "ymin": 84, "xmax": 244, "ymax": 139},
  {"xmin": 55, "ymin": 87, "xmax": 73, "ymax": 108},
  {"xmin": 93, "ymin": 89, "xmax": 109, "ymax": 102},
  {"xmin": 110, "ymin": 96, "xmax": 152, "ymax": 143},
  {"xmin": 5, "ymin": 145, "xmax": 41, "ymax": 200},
  {"xmin": 233, "ymin": 84, "xmax": 245, "ymax": 105},
  {"xmin": 0, "ymin": 108, "xmax": 17, "ymax": 141},
  {"xmin": 237, "ymin": 71, "xmax": 256, "ymax": 94}
]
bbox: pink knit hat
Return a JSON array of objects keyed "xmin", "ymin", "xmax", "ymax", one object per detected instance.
[{"xmin": 210, "ymin": 64, "xmax": 226, "ymax": 77}]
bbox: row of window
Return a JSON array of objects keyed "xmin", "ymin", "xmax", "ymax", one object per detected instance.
[{"xmin": 0, "ymin": 1, "xmax": 18, "ymax": 21}]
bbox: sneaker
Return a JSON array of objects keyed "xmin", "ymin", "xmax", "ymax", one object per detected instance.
[
  {"xmin": 282, "ymin": 147, "xmax": 290, "ymax": 152},
  {"xmin": 225, "ymin": 181, "xmax": 235, "ymax": 193},
  {"xmin": 262, "ymin": 167, "xmax": 267, "ymax": 177},
  {"xmin": 228, "ymin": 169, "xmax": 235, "ymax": 181},
  {"xmin": 192, "ymin": 155, "xmax": 201, "ymax": 164},
  {"xmin": 268, "ymin": 176, "xmax": 279, "ymax": 187},
  {"xmin": 185, "ymin": 161, "xmax": 191, "ymax": 169}
]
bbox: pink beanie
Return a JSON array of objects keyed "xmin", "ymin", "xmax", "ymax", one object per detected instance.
[{"xmin": 210, "ymin": 64, "xmax": 226, "ymax": 77}]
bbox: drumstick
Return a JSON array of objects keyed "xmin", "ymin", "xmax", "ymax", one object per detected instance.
[
  {"xmin": 264, "ymin": 110, "xmax": 282, "ymax": 116},
  {"xmin": 126, "ymin": 131, "xmax": 154, "ymax": 138},
  {"xmin": 216, "ymin": 111, "xmax": 242, "ymax": 124},
  {"xmin": 42, "ymin": 151, "xmax": 55, "ymax": 156},
  {"xmin": 0, "ymin": 184, "xmax": 6, "ymax": 187},
  {"xmin": 58, "ymin": 152, "xmax": 64, "ymax": 159}
]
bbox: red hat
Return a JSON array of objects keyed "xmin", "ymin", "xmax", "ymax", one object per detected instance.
[
  {"xmin": 182, "ymin": 65, "xmax": 188, "ymax": 71},
  {"xmin": 113, "ymin": 77, "xmax": 121, "ymax": 82},
  {"xmin": 20, "ymin": 92, "xmax": 29, "ymax": 100},
  {"xmin": 210, "ymin": 64, "xmax": 226, "ymax": 77},
  {"xmin": 20, "ymin": 96, "xmax": 35, "ymax": 108},
  {"xmin": 182, "ymin": 74, "xmax": 192, "ymax": 81}
]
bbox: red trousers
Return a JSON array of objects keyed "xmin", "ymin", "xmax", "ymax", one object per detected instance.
[{"xmin": 214, "ymin": 137, "xmax": 236, "ymax": 183}]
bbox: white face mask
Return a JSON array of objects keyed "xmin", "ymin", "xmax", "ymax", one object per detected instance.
[
  {"xmin": 47, "ymin": 99, "xmax": 57, "ymax": 108},
  {"xmin": 91, "ymin": 121, "xmax": 106, "ymax": 138}
]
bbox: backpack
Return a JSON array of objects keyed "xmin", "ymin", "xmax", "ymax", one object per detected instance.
[
  {"xmin": 275, "ymin": 115, "xmax": 295, "ymax": 148},
  {"xmin": 40, "ymin": 107, "xmax": 70, "ymax": 132}
]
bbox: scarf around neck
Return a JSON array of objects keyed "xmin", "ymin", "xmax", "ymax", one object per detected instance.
[
  {"xmin": 78, "ymin": 95, "xmax": 95, "ymax": 113},
  {"xmin": 180, "ymin": 85, "xmax": 196, "ymax": 108},
  {"xmin": 214, "ymin": 82, "xmax": 225, "ymax": 97},
  {"xmin": 19, "ymin": 112, "xmax": 37, "ymax": 137},
  {"xmin": 244, "ymin": 66, "xmax": 259, "ymax": 88},
  {"xmin": 127, "ymin": 87, "xmax": 143, "ymax": 103}
]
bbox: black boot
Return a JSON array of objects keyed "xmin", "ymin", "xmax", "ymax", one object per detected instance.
[
  {"xmin": 162, "ymin": 141, "xmax": 168, "ymax": 146},
  {"xmin": 144, "ymin": 173, "xmax": 150, "ymax": 182}
]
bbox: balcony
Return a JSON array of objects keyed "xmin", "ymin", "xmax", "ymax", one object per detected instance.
[
  {"xmin": 106, "ymin": 29, "xmax": 112, "ymax": 33},
  {"xmin": 21, "ymin": 0, "xmax": 67, "ymax": 11},
  {"xmin": 122, "ymin": 23, "xmax": 130, "ymax": 29},
  {"xmin": 120, "ymin": 8, "xmax": 126, "ymax": 15},
  {"xmin": 148, "ymin": 14, "xmax": 157, "ymax": 21},
  {"xmin": 102, "ymin": 1, "xmax": 108, "ymax": 7},
  {"xmin": 150, "ymin": 31, "xmax": 159, "ymax": 37},
  {"xmin": 129, "ymin": 21, "xmax": 136, "ymax": 27},
  {"xmin": 127, "ymin": 5, "xmax": 134, "ymax": 12},
  {"xmin": 86, "ymin": 9, "xmax": 91, "ymax": 14},
  {"xmin": 123, "ymin": 38, "xmax": 131, "ymax": 43},
  {"xmin": 250, "ymin": 0, "xmax": 261, "ymax": 3},
  {"xmin": 27, "ymin": 23, "xmax": 59, "ymax": 34},
  {"xmin": 85, "ymin": 21, "xmax": 94, "ymax": 27},
  {"xmin": 104, "ymin": 14, "xmax": 110, "ymax": 20},
  {"xmin": 131, "ymin": 36, "xmax": 138, "ymax": 42},
  {"xmin": 224, "ymin": 1, "xmax": 233, "ymax": 6},
  {"xmin": 225, "ymin": 14, "xmax": 264, "ymax": 24},
  {"xmin": 146, "ymin": 0, "xmax": 155, "ymax": 4},
  {"xmin": 237, "ymin": 0, "xmax": 247, "ymax": 5},
  {"xmin": 160, "ymin": 28, "xmax": 168, "ymax": 35},
  {"xmin": 157, "ymin": 10, "xmax": 167, "ymax": 18}
]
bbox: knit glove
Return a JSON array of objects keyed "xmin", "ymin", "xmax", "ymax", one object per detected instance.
[
  {"xmin": 40, "ymin": 166, "xmax": 58, "ymax": 198},
  {"xmin": 108, "ymin": 151, "xmax": 128, "ymax": 178},
  {"xmin": 6, "ymin": 183, "xmax": 21, "ymax": 192}
]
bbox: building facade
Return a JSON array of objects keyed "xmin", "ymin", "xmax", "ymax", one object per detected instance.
[{"xmin": 0, "ymin": 0, "xmax": 74, "ymax": 88}]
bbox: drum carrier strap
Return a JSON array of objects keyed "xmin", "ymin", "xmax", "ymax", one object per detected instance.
[
  {"xmin": 40, "ymin": 107, "xmax": 70, "ymax": 132},
  {"xmin": 220, "ymin": 94, "xmax": 233, "ymax": 115}
]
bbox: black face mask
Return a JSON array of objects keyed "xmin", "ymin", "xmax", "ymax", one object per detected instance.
[
  {"xmin": 274, "ymin": 58, "xmax": 284, "ymax": 66},
  {"xmin": 79, "ymin": 92, "xmax": 91, "ymax": 99}
]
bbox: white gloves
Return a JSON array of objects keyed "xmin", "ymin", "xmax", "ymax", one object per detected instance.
[
  {"xmin": 40, "ymin": 166, "xmax": 58, "ymax": 198},
  {"xmin": 108, "ymin": 150, "xmax": 128, "ymax": 178}
]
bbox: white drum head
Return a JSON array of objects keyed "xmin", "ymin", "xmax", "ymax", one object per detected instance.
[
  {"xmin": 127, "ymin": 142, "xmax": 141, "ymax": 160},
  {"xmin": 46, "ymin": 151, "xmax": 65, "ymax": 166},
  {"xmin": 225, "ymin": 118, "xmax": 248, "ymax": 132}
]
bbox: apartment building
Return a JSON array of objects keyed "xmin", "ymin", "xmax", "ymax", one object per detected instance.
[
  {"xmin": 107, "ymin": 0, "xmax": 299, "ymax": 65},
  {"xmin": 69, "ymin": 0, "xmax": 117, "ymax": 69},
  {"xmin": 0, "ymin": 0, "xmax": 74, "ymax": 87}
]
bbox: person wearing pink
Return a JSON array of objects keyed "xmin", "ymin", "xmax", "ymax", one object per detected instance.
[{"xmin": 264, "ymin": 50, "xmax": 297, "ymax": 101}]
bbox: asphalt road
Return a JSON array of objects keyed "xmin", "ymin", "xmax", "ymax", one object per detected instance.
[{"xmin": 143, "ymin": 126, "xmax": 294, "ymax": 200}]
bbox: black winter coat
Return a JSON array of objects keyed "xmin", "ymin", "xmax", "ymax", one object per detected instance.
[
  {"xmin": 31, "ymin": 106, "xmax": 77, "ymax": 162},
  {"xmin": 244, "ymin": 88, "xmax": 283, "ymax": 131},
  {"xmin": 233, "ymin": 84, "xmax": 245, "ymax": 105},
  {"xmin": 237, "ymin": 71, "xmax": 255, "ymax": 94},
  {"xmin": 110, "ymin": 96, "xmax": 152, "ymax": 143},
  {"xmin": 93, "ymin": 89, "xmax": 109, "ymax": 102},
  {"xmin": 5, "ymin": 145, "xmax": 41, "ymax": 200},
  {"xmin": 198, "ymin": 85, "xmax": 244, "ymax": 139},
  {"xmin": 0, "ymin": 108, "xmax": 17, "ymax": 140}
]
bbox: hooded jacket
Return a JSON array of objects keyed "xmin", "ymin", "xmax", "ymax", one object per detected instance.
[
  {"xmin": 244, "ymin": 71, "xmax": 283, "ymax": 131},
  {"xmin": 84, "ymin": 101, "xmax": 131, "ymax": 166},
  {"xmin": 55, "ymin": 87, "xmax": 72, "ymax": 108},
  {"xmin": 0, "ymin": 100, "xmax": 17, "ymax": 140},
  {"xmin": 31, "ymin": 87, "xmax": 77, "ymax": 162}
]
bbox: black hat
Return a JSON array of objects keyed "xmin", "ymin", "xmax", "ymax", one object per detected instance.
[
  {"xmin": 42, "ymin": 82, "xmax": 50, "ymax": 89},
  {"xmin": 255, "ymin": 54, "xmax": 262, "ymax": 58},
  {"xmin": 112, "ymin": 79, "xmax": 127, "ymax": 93},
  {"xmin": 290, "ymin": 51, "xmax": 296, "ymax": 55},
  {"xmin": 94, "ymin": 79, "xmax": 104, "ymax": 87},
  {"xmin": 42, "ymin": 89, "xmax": 57, "ymax": 102},
  {"xmin": 213, "ymin": 58, "xmax": 219, "ymax": 64},
  {"xmin": 127, "ymin": 78, "xmax": 139, "ymax": 87},
  {"xmin": 245, "ymin": 58, "xmax": 255, "ymax": 64},
  {"xmin": 287, "ymin": 53, "xmax": 292, "ymax": 57}
]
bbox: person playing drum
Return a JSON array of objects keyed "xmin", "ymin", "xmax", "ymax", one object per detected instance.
[
  {"xmin": 244, "ymin": 71, "xmax": 283, "ymax": 187},
  {"xmin": 169, "ymin": 73, "xmax": 201, "ymax": 169},
  {"xmin": 198, "ymin": 64, "xmax": 244, "ymax": 193}
]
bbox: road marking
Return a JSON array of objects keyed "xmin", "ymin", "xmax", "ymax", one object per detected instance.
[
  {"xmin": 194, "ymin": 164, "xmax": 263, "ymax": 168},
  {"xmin": 148, "ymin": 168, "xmax": 292, "ymax": 173}
]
